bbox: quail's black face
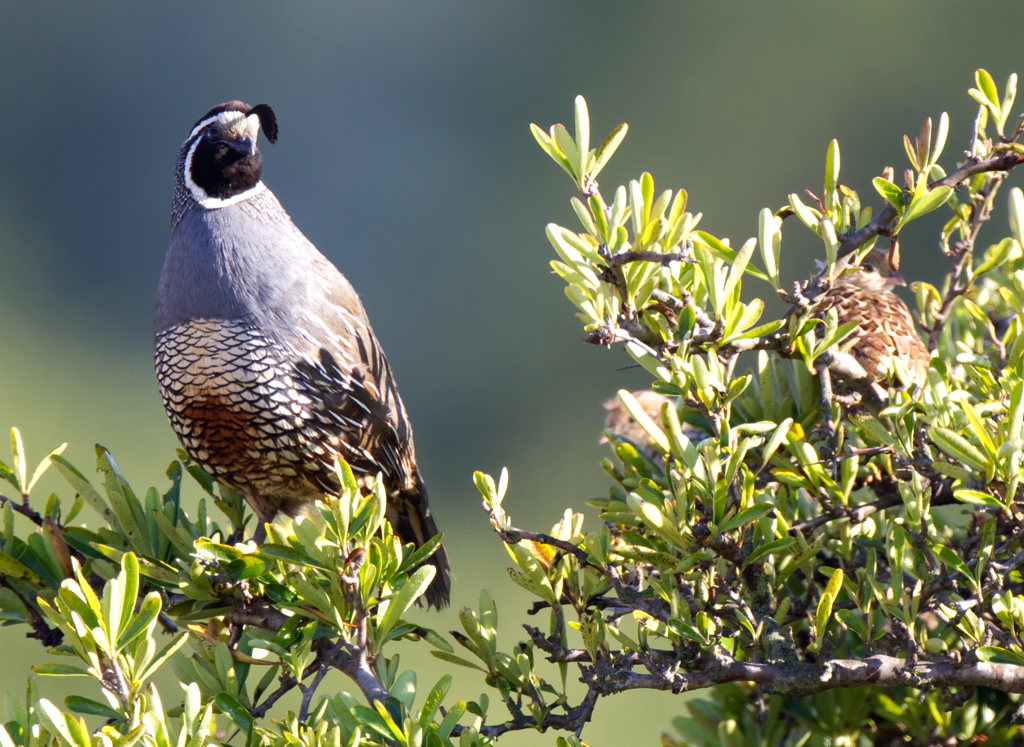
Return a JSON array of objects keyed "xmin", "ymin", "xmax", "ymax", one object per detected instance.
[{"xmin": 180, "ymin": 101, "xmax": 278, "ymax": 206}]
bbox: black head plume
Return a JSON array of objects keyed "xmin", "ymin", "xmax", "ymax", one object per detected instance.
[{"xmin": 250, "ymin": 104, "xmax": 278, "ymax": 143}]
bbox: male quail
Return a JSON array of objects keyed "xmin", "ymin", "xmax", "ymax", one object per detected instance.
[
  {"xmin": 155, "ymin": 101, "xmax": 450, "ymax": 607},
  {"xmin": 824, "ymin": 247, "xmax": 930, "ymax": 388}
]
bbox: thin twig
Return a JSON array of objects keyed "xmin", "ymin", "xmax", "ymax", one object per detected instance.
[
  {"xmin": 484, "ymin": 501, "xmax": 592, "ymax": 565},
  {"xmin": 0, "ymin": 492, "xmax": 44, "ymax": 527},
  {"xmin": 0, "ymin": 577, "xmax": 61, "ymax": 646}
]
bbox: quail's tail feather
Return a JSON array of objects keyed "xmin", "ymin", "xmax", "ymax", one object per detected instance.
[{"xmin": 386, "ymin": 473, "xmax": 451, "ymax": 609}]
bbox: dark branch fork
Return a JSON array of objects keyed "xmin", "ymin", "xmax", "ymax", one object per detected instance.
[
  {"xmin": 218, "ymin": 558, "xmax": 388, "ymax": 720},
  {"xmin": 0, "ymin": 491, "xmax": 45, "ymax": 527}
]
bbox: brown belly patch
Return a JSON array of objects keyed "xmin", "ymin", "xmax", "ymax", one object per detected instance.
[{"xmin": 181, "ymin": 392, "xmax": 260, "ymax": 476}]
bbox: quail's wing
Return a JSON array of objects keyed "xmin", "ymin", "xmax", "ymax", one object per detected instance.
[
  {"xmin": 874, "ymin": 293, "xmax": 930, "ymax": 383},
  {"xmin": 286, "ymin": 256, "xmax": 418, "ymax": 492},
  {"xmin": 831, "ymin": 288, "xmax": 928, "ymax": 384}
]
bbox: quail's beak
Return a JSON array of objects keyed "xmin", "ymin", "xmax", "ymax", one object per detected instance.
[
  {"xmin": 888, "ymin": 270, "xmax": 907, "ymax": 287},
  {"xmin": 226, "ymin": 134, "xmax": 257, "ymax": 156}
]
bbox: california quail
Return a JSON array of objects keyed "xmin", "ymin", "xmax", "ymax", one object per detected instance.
[
  {"xmin": 824, "ymin": 247, "xmax": 930, "ymax": 388},
  {"xmin": 155, "ymin": 101, "xmax": 450, "ymax": 608}
]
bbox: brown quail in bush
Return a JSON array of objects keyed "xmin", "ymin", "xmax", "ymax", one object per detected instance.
[{"xmin": 824, "ymin": 247, "xmax": 930, "ymax": 388}]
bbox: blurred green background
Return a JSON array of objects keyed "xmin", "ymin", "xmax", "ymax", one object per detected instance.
[{"xmin": 3, "ymin": 1, "xmax": 1024, "ymax": 742}]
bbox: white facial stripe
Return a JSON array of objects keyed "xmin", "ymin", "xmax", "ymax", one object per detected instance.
[
  {"xmin": 188, "ymin": 109, "xmax": 247, "ymax": 140},
  {"xmin": 243, "ymin": 113, "xmax": 260, "ymax": 139},
  {"xmin": 182, "ymin": 132, "xmax": 265, "ymax": 209},
  {"xmin": 188, "ymin": 110, "xmax": 262, "ymax": 143}
]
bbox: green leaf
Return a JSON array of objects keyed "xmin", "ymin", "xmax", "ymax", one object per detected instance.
[
  {"xmin": 871, "ymin": 177, "xmax": 904, "ymax": 212},
  {"xmin": 530, "ymin": 124, "xmax": 574, "ymax": 180},
  {"xmin": 0, "ymin": 551, "xmax": 45, "ymax": 585},
  {"xmin": 976, "ymin": 646, "xmax": 1024, "ymax": 666},
  {"xmin": 574, "ymin": 95, "xmax": 589, "ymax": 186},
  {"xmin": 592, "ymin": 123, "xmax": 628, "ymax": 180},
  {"xmin": 777, "ymin": 534, "xmax": 826, "ymax": 584},
  {"xmin": 214, "ymin": 692, "xmax": 253, "ymax": 733},
  {"xmin": 825, "ymin": 139, "xmax": 840, "ymax": 199},
  {"xmin": 114, "ymin": 723, "xmax": 145, "ymax": 747},
  {"xmin": 429, "ymin": 651, "xmax": 487, "ymax": 673},
  {"xmin": 36, "ymin": 699, "xmax": 76, "ymax": 747},
  {"xmin": 758, "ymin": 418, "xmax": 793, "ymax": 472},
  {"xmin": 823, "ymin": 567, "xmax": 844, "ymax": 600},
  {"xmin": 96, "ymin": 447, "xmax": 150, "ymax": 554},
  {"xmin": 788, "ymin": 194, "xmax": 821, "ymax": 232},
  {"xmin": 27, "ymin": 444, "xmax": 68, "ymax": 495},
  {"xmin": 930, "ymin": 426, "xmax": 989, "ymax": 472},
  {"xmin": 152, "ymin": 512, "xmax": 196, "ymax": 558},
  {"xmin": 821, "ymin": 218, "xmax": 839, "ymax": 272},
  {"xmin": 257, "ymin": 544, "xmax": 330, "ymax": 571},
  {"xmin": 758, "ymin": 208, "xmax": 781, "ymax": 286},
  {"xmin": 419, "ymin": 674, "xmax": 452, "ymax": 729},
  {"xmin": 815, "ymin": 588, "xmax": 835, "ymax": 642},
  {"xmin": 50, "ymin": 455, "xmax": 115, "ymax": 527},
  {"xmin": 904, "ymin": 133, "xmax": 920, "ymax": 171},
  {"xmin": 351, "ymin": 705, "xmax": 399, "ymax": 744},
  {"xmin": 64, "ymin": 696, "xmax": 120, "ymax": 721},
  {"xmin": 835, "ymin": 609, "xmax": 867, "ymax": 640},
  {"xmin": 727, "ymin": 314, "xmax": 784, "ymax": 345},
  {"xmin": 1001, "ymin": 74, "xmax": 1017, "ymax": 132},
  {"xmin": 102, "ymin": 576, "xmax": 124, "ymax": 653},
  {"xmin": 0, "ymin": 461, "xmax": 18, "ymax": 493},
  {"xmin": 960, "ymin": 400, "xmax": 997, "ymax": 460},
  {"xmin": 379, "ymin": 565, "xmax": 436, "ymax": 641},
  {"xmin": 1010, "ymin": 188, "xmax": 1024, "ymax": 251},
  {"xmin": 139, "ymin": 631, "xmax": 189, "ymax": 682},
  {"xmin": 815, "ymin": 321, "xmax": 860, "ymax": 358},
  {"xmin": 932, "ymin": 112, "xmax": 949, "ymax": 166},
  {"xmin": 723, "ymin": 238, "xmax": 757, "ymax": 303},
  {"xmin": 742, "ymin": 537, "xmax": 795, "ymax": 568},
  {"xmin": 1009, "ymin": 329, "xmax": 1024, "ymax": 371},
  {"xmin": 289, "ymin": 573, "xmax": 333, "ymax": 618},
  {"xmin": 437, "ymin": 701, "xmax": 466, "ymax": 741},
  {"xmin": 32, "ymin": 664, "xmax": 89, "ymax": 677},
  {"xmin": 815, "ymin": 569, "xmax": 839, "ymax": 639},
  {"xmin": 118, "ymin": 592, "xmax": 161, "ymax": 648},
  {"xmin": 978, "ymin": 69, "xmax": 1000, "ymax": 109},
  {"xmin": 693, "ymin": 231, "xmax": 770, "ymax": 282},
  {"xmin": 552, "ymin": 124, "xmax": 579, "ymax": 181},
  {"xmin": 397, "ymin": 533, "xmax": 444, "ymax": 575},
  {"xmin": 894, "ymin": 186, "xmax": 952, "ymax": 233},
  {"xmin": 931, "ymin": 543, "xmax": 977, "ymax": 591},
  {"xmin": 118, "ymin": 552, "xmax": 140, "ymax": 642},
  {"xmin": 625, "ymin": 342, "xmax": 671, "ymax": 383},
  {"xmin": 716, "ymin": 504, "xmax": 774, "ymax": 536},
  {"xmin": 372, "ymin": 701, "xmax": 407, "ymax": 745},
  {"xmin": 10, "ymin": 429, "xmax": 26, "ymax": 495},
  {"xmin": 954, "ymin": 489, "xmax": 1004, "ymax": 508}
]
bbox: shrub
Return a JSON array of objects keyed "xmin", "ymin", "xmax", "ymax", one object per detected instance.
[{"xmin": 4, "ymin": 68, "xmax": 1024, "ymax": 746}]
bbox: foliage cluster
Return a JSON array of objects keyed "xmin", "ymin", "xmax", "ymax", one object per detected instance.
[{"xmin": 3, "ymin": 69, "xmax": 1024, "ymax": 746}]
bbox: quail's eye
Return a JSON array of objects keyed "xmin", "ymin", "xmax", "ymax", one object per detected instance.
[
  {"xmin": 861, "ymin": 263, "xmax": 875, "ymax": 273},
  {"xmin": 205, "ymin": 128, "xmax": 221, "ymax": 143}
]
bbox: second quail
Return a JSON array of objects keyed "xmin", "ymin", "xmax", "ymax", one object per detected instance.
[{"xmin": 824, "ymin": 247, "xmax": 930, "ymax": 388}]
